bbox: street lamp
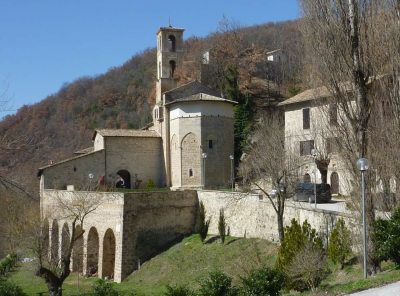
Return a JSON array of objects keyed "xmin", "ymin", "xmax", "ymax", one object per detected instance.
[
  {"xmin": 311, "ymin": 149, "xmax": 317, "ymax": 209},
  {"xmin": 357, "ymin": 157, "xmax": 369, "ymax": 279},
  {"xmin": 229, "ymin": 155, "xmax": 234, "ymax": 191},
  {"xmin": 202, "ymin": 153, "xmax": 207, "ymax": 189}
]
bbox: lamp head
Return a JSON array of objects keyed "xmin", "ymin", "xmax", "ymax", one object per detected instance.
[
  {"xmin": 356, "ymin": 158, "xmax": 369, "ymax": 171},
  {"xmin": 202, "ymin": 153, "xmax": 208, "ymax": 159},
  {"xmin": 229, "ymin": 155, "xmax": 234, "ymax": 160}
]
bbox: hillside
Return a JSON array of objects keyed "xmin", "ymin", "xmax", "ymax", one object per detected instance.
[{"xmin": 0, "ymin": 20, "xmax": 303, "ymax": 195}]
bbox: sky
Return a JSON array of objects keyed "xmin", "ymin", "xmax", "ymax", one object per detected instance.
[{"xmin": 0, "ymin": 0, "xmax": 299, "ymax": 118}]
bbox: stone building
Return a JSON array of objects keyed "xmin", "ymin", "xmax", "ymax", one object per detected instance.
[
  {"xmin": 38, "ymin": 26, "xmax": 236, "ymax": 282},
  {"xmin": 278, "ymin": 87, "xmax": 353, "ymax": 195}
]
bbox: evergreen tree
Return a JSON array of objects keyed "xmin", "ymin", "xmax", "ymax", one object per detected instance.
[{"xmin": 218, "ymin": 209, "xmax": 227, "ymax": 244}]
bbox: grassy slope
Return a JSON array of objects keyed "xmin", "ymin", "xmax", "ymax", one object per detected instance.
[{"xmin": 8, "ymin": 235, "xmax": 277, "ymax": 295}]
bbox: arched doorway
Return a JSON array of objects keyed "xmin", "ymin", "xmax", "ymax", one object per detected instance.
[
  {"xmin": 51, "ymin": 220, "xmax": 59, "ymax": 261},
  {"xmin": 303, "ymin": 173, "xmax": 311, "ymax": 183},
  {"xmin": 116, "ymin": 170, "xmax": 131, "ymax": 189},
  {"xmin": 61, "ymin": 223, "xmax": 70, "ymax": 261},
  {"xmin": 331, "ymin": 172, "xmax": 339, "ymax": 194},
  {"xmin": 86, "ymin": 227, "xmax": 99, "ymax": 276},
  {"xmin": 72, "ymin": 225, "xmax": 83, "ymax": 272},
  {"xmin": 42, "ymin": 219, "xmax": 49, "ymax": 260},
  {"xmin": 102, "ymin": 229, "xmax": 116, "ymax": 279}
]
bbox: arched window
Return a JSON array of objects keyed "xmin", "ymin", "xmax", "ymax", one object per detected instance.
[
  {"xmin": 304, "ymin": 173, "xmax": 311, "ymax": 183},
  {"xmin": 331, "ymin": 172, "xmax": 339, "ymax": 194},
  {"xmin": 169, "ymin": 60, "xmax": 176, "ymax": 78},
  {"xmin": 168, "ymin": 35, "xmax": 176, "ymax": 52}
]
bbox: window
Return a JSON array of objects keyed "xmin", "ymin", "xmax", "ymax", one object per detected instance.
[
  {"xmin": 208, "ymin": 140, "xmax": 213, "ymax": 149},
  {"xmin": 303, "ymin": 173, "xmax": 311, "ymax": 183},
  {"xmin": 326, "ymin": 137, "xmax": 338, "ymax": 154},
  {"xmin": 329, "ymin": 104, "xmax": 338, "ymax": 125},
  {"xmin": 303, "ymin": 108, "xmax": 310, "ymax": 129},
  {"xmin": 168, "ymin": 35, "xmax": 176, "ymax": 52},
  {"xmin": 189, "ymin": 169, "xmax": 193, "ymax": 177},
  {"xmin": 169, "ymin": 60, "xmax": 176, "ymax": 78},
  {"xmin": 300, "ymin": 140, "xmax": 314, "ymax": 156}
]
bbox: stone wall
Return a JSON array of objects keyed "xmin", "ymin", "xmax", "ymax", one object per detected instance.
[
  {"xmin": 198, "ymin": 190, "xmax": 358, "ymax": 243},
  {"xmin": 42, "ymin": 150, "xmax": 105, "ymax": 190}
]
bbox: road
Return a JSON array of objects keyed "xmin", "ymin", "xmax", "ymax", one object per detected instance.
[{"xmin": 347, "ymin": 281, "xmax": 400, "ymax": 295}]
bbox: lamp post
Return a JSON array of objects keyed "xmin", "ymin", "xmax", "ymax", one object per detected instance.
[
  {"xmin": 229, "ymin": 155, "xmax": 234, "ymax": 191},
  {"xmin": 357, "ymin": 157, "xmax": 369, "ymax": 279},
  {"xmin": 311, "ymin": 149, "xmax": 317, "ymax": 209},
  {"xmin": 88, "ymin": 173, "xmax": 94, "ymax": 191},
  {"xmin": 202, "ymin": 153, "xmax": 207, "ymax": 189}
]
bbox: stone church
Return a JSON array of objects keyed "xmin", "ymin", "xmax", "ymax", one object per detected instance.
[
  {"xmin": 38, "ymin": 26, "xmax": 236, "ymax": 282},
  {"xmin": 39, "ymin": 26, "xmax": 235, "ymax": 191}
]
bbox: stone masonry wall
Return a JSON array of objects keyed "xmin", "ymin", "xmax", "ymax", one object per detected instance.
[{"xmin": 198, "ymin": 190, "xmax": 358, "ymax": 243}]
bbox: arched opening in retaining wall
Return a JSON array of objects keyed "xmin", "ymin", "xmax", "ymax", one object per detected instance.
[
  {"xmin": 51, "ymin": 220, "xmax": 59, "ymax": 261},
  {"xmin": 86, "ymin": 227, "xmax": 99, "ymax": 276},
  {"xmin": 72, "ymin": 225, "xmax": 83, "ymax": 272},
  {"xmin": 116, "ymin": 170, "xmax": 131, "ymax": 189},
  {"xmin": 102, "ymin": 228, "xmax": 116, "ymax": 279},
  {"xmin": 42, "ymin": 219, "xmax": 49, "ymax": 260},
  {"xmin": 61, "ymin": 223, "xmax": 70, "ymax": 260}
]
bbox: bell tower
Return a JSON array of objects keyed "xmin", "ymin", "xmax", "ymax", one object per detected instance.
[{"xmin": 156, "ymin": 26, "xmax": 185, "ymax": 103}]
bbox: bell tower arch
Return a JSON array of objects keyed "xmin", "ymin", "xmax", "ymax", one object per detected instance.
[{"xmin": 156, "ymin": 26, "xmax": 185, "ymax": 103}]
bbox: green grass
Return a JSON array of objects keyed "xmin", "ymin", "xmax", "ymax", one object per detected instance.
[{"xmin": 8, "ymin": 235, "xmax": 277, "ymax": 295}]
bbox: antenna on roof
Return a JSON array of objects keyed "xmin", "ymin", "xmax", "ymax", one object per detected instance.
[{"xmin": 168, "ymin": 17, "xmax": 172, "ymax": 27}]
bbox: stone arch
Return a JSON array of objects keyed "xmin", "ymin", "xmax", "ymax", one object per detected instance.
[
  {"xmin": 51, "ymin": 219, "xmax": 59, "ymax": 261},
  {"xmin": 42, "ymin": 219, "xmax": 50, "ymax": 260},
  {"xmin": 61, "ymin": 223, "xmax": 70, "ymax": 260},
  {"xmin": 102, "ymin": 228, "xmax": 116, "ymax": 279},
  {"xmin": 86, "ymin": 227, "xmax": 99, "ymax": 276},
  {"xmin": 116, "ymin": 169, "xmax": 131, "ymax": 189},
  {"xmin": 331, "ymin": 172, "xmax": 339, "ymax": 194},
  {"xmin": 170, "ymin": 134, "xmax": 179, "ymax": 186},
  {"xmin": 72, "ymin": 225, "xmax": 84, "ymax": 272},
  {"xmin": 303, "ymin": 173, "xmax": 311, "ymax": 183},
  {"xmin": 181, "ymin": 133, "xmax": 200, "ymax": 186}
]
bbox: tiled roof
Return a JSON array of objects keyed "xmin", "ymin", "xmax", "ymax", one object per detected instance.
[
  {"xmin": 164, "ymin": 80, "xmax": 221, "ymax": 102},
  {"xmin": 38, "ymin": 149, "xmax": 104, "ymax": 171},
  {"xmin": 94, "ymin": 129, "xmax": 161, "ymax": 138},
  {"xmin": 74, "ymin": 147, "xmax": 94, "ymax": 155},
  {"xmin": 165, "ymin": 93, "xmax": 237, "ymax": 106},
  {"xmin": 277, "ymin": 86, "xmax": 330, "ymax": 106}
]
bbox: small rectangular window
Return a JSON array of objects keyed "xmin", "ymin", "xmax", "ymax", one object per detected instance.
[
  {"xmin": 300, "ymin": 140, "xmax": 314, "ymax": 156},
  {"xmin": 189, "ymin": 169, "xmax": 193, "ymax": 177},
  {"xmin": 208, "ymin": 140, "xmax": 213, "ymax": 149},
  {"xmin": 303, "ymin": 108, "xmax": 310, "ymax": 129}
]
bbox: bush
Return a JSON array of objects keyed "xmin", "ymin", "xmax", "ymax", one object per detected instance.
[
  {"xmin": 164, "ymin": 285, "xmax": 195, "ymax": 296},
  {"xmin": 199, "ymin": 271, "xmax": 239, "ymax": 296},
  {"xmin": 92, "ymin": 278, "xmax": 119, "ymax": 296},
  {"xmin": 197, "ymin": 201, "xmax": 211, "ymax": 243},
  {"xmin": 328, "ymin": 218, "xmax": 352, "ymax": 269},
  {"xmin": 286, "ymin": 242, "xmax": 328, "ymax": 291},
  {"xmin": 218, "ymin": 209, "xmax": 227, "ymax": 244},
  {"xmin": 0, "ymin": 280, "xmax": 26, "ymax": 296},
  {"xmin": 240, "ymin": 266, "xmax": 284, "ymax": 296},
  {"xmin": 0, "ymin": 254, "xmax": 18, "ymax": 277},
  {"xmin": 146, "ymin": 179, "xmax": 155, "ymax": 189},
  {"xmin": 276, "ymin": 219, "xmax": 324, "ymax": 291},
  {"xmin": 374, "ymin": 207, "xmax": 400, "ymax": 265}
]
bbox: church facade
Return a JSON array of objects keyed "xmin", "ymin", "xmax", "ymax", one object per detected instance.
[{"xmin": 39, "ymin": 26, "xmax": 235, "ymax": 191}]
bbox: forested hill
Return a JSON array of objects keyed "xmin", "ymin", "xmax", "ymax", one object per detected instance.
[{"xmin": 0, "ymin": 20, "xmax": 303, "ymax": 194}]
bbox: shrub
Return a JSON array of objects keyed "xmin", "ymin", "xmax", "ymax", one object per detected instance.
[
  {"xmin": 218, "ymin": 208, "xmax": 227, "ymax": 244},
  {"xmin": 240, "ymin": 266, "xmax": 284, "ymax": 296},
  {"xmin": 0, "ymin": 280, "xmax": 26, "ymax": 296},
  {"xmin": 0, "ymin": 254, "xmax": 18, "ymax": 277},
  {"xmin": 146, "ymin": 179, "xmax": 155, "ymax": 189},
  {"xmin": 197, "ymin": 201, "xmax": 211, "ymax": 243},
  {"xmin": 164, "ymin": 285, "xmax": 195, "ymax": 296},
  {"xmin": 199, "ymin": 271, "xmax": 239, "ymax": 296},
  {"xmin": 328, "ymin": 218, "xmax": 352, "ymax": 269},
  {"xmin": 374, "ymin": 207, "xmax": 400, "ymax": 265},
  {"xmin": 92, "ymin": 278, "xmax": 119, "ymax": 296},
  {"xmin": 286, "ymin": 242, "xmax": 328, "ymax": 291},
  {"xmin": 276, "ymin": 219, "xmax": 325, "ymax": 291}
]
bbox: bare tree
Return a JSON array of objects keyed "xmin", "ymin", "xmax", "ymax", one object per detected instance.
[
  {"xmin": 34, "ymin": 190, "xmax": 103, "ymax": 296},
  {"xmin": 239, "ymin": 115, "xmax": 303, "ymax": 242},
  {"xmin": 300, "ymin": 0, "xmax": 400, "ymax": 273}
]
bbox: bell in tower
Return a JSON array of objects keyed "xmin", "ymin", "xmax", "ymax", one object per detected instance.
[{"xmin": 156, "ymin": 26, "xmax": 185, "ymax": 103}]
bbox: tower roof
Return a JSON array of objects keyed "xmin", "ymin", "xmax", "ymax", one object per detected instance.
[{"xmin": 157, "ymin": 26, "xmax": 185, "ymax": 35}]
